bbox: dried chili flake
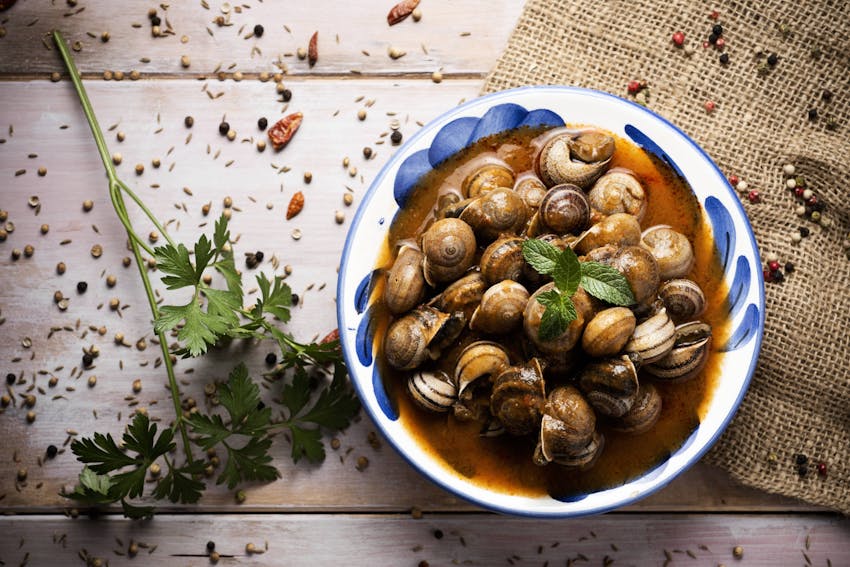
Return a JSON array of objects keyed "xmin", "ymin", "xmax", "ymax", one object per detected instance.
[
  {"xmin": 387, "ymin": 0, "xmax": 419, "ymax": 26},
  {"xmin": 268, "ymin": 112, "xmax": 303, "ymax": 151},
  {"xmin": 286, "ymin": 191, "xmax": 304, "ymax": 220},
  {"xmin": 320, "ymin": 328, "xmax": 340, "ymax": 344},
  {"xmin": 308, "ymin": 31, "xmax": 318, "ymax": 67}
]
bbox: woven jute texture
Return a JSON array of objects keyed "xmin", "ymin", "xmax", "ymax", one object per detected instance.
[{"xmin": 483, "ymin": 0, "xmax": 850, "ymax": 512}]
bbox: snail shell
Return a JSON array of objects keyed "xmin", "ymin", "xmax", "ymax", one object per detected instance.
[
  {"xmin": 459, "ymin": 187, "xmax": 529, "ymax": 242},
  {"xmin": 490, "ymin": 358, "xmax": 546, "ymax": 436},
  {"xmin": 421, "ymin": 218, "xmax": 477, "ymax": 286},
  {"xmin": 434, "ymin": 271, "xmax": 487, "ymax": 318},
  {"xmin": 435, "ymin": 190, "xmax": 463, "ymax": 219},
  {"xmin": 462, "ymin": 163, "xmax": 515, "ymax": 198},
  {"xmin": 573, "ymin": 213, "xmax": 642, "ymax": 255},
  {"xmin": 612, "ymin": 382, "xmax": 662, "ymax": 434},
  {"xmin": 588, "ymin": 169, "xmax": 647, "ymax": 221},
  {"xmin": 428, "ymin": 310, "xmax": 467, "ymax": 356},
  {"xmin": 535, "ymin": 131, "xmax": 614, "ymax": 189},
  {"xmin": 611, "ymin": 245, "xmax": 661, "ymax": 306},
  {"xmin": 514, "ymin": 176, "xmax": 548, "ymax": 210},
  {"xmin": 384, "ymin": 245, "xmax": 426, "ymax": 315},
  {"xmin": 480, "ymin": 236, "xmax": 526, "ymax": 285},
  {"xmin": 535, "ymin": 431, "xmax": 605, "ymax": 469},
  {"xmin": 454, "ymin": 341, "xmax": 511, "ymax": 397},
  {"xmin": 407, "ymin": 369, "xmax": 457, "ymax": 413},
  {"xmin": 533, "ymin": 385, "xmax": 596, "ymax": 466},
  {"xmin": 538, "ymin": 184, "xmax": 591, "ymax": 235},
  {"xmin": 658, "ymin": 278, "xmax": 706, "ymax": 323},
  {"xmin": 470, "ymin": 280, "xmax": 529, "ymax": 334},
  {"xmin": 645, "ymin": 321, "xmax": 712, "ymax": 382},
  {"xmin": 624, "ymin": 306, "xmax": 676, "ymax": 364},
  {"xmin": 581, "ymin": 307, "xmax": 637, "ymax": 357},
  {"xmin": 383, "ymin": 306, "xmax": 449, "ymax": 370},
  {"xmin": 523, "ymin": 283, "xmax": 593, "ymax": 354},
  {"xmin": 578, "ymin": 353, "xmax": 641, "ymax": 418},
  {"xmin": 641, "ymin": 225, "xmax": 695, "ymax": 280}
]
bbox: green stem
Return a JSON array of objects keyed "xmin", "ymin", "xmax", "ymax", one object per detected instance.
[{"xmin": 53, "ymin": 30, "xmax": 195, "ymax": 466}]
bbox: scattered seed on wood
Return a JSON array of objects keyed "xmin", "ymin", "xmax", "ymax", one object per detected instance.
[
  {"xmin": 90, "ymin": 244, "xmax": 103, "ymax": 258},
  {"xmin": 387, "ymin": 0, "xmax": 419, "ymax": 25},
  {"xmin": 308, "ymin": 31, "xmax": 318, "ymax": 66},
  {"xmin": 388, "ymin": 45, "xmax": 406, "ymax": 59}
]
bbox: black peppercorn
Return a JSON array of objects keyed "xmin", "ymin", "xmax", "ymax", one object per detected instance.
[
  {"xmin": 219, "ymin": 121, "xmax": 230, "ymax": 135},
  {"xmin": 784, "ymin": 261, "xmax": 795, "ymax": 273},
  {"xmin": 719, "ymin": 53, "xmax": 729, "ymax": 65},
  {"xmin": 391, "ymin": 130, "xmax": 403, "ymax": 145},
  {"xmin": 799, "ymin": 226, "xmax": 810, "ymax": 238},
  {"xmin": 206, "ymin": 541, "xmax": 216, "ymax": 552},
  {"xmin": 773, "ymin": 270, "xmax": 784, "ymax": 283},
  {"xmin": 712, "ymin": 24, "xmax": 723, "ymax": 36},
  {"xmin": 808, "ymin": 108, "xmax": 818, "ymax": 121},
  {"xmin": 282, "ymin": 89, "xmax": 292, "ymax": 102},
  {"xmin": 77, "ymin": 281, "xmax": 88, "ymax": 293},
  {"xmin": 46, "ymin": 444, "xmax": 58, "ymax": 459},
  {"xmin": 433, "ymin": 529, "xmax": 444, "ymax": 540},
  {"xmin": 256, "ymin": 400, "xmax": 266, "ymax": 410},
  {"xmin": 708, "ymin": 33, "xmax": 718, "ymax": 45},
  {"xmin": 258, "ymin": 117, "xmax": 268, "ymax": 131},
  {"xmin": 82, "ymin": 353, "xmax": 94, "ymax": 368},
  {"xmin": 795, "ymin": 453, "xmax": 808, "ymax": 466},
  {"xmin": 767, "ymin": 53, "xmax": 778, "ymax": 66},
  {"xmin": 291, "ymin": 293, "xmax": 299, "ymax": 306},
  {"xmin": 184, "ymin": 116, "xmax": 194, "ymax": 128},
  {"xmin": 150, "ymin": 15, "xmax": 161, "ymax": 26},
  {"xmin": 821, "ymin": 90, "xmax": 833, "ymax": 102},
  {"xmin": 6, "ymin": 373, "xmax": 15, "ymax": 385},
  {"xmin": 265, "ymin": 352, "xmax": 277, "ymax": 366},
  {"xmin": 253, "ymin": 24, "xmax": 264, "ymax": 38},
  {"xmin": 254, "ymin": 250, "xmax": 264, "ymax": 263}
]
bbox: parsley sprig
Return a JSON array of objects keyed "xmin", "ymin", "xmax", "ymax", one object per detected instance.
[
  {"xmin": 522, "ymin": 239, "xmax": 636, "ymax": 341},
  {"xmin": 54, "ymin": 31, "xmax": 359, "ymax": 517}
]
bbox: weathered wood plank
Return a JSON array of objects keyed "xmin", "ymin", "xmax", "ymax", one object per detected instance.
[
  {"xmin": 0, "ymin": 0, "xmax": 522, "ymax": 77},
  {"xmin": 0, "ymin": 78, "xmax": 819, "ymax": 514},
  {"xmin": 1, "ymin": 513, "xmax": 848, "ymax": 566}
]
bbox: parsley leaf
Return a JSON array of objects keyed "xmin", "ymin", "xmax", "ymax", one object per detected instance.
[
  {"xmin": 254, "ymin": 272, "xmax": 292, "ymax": 323},
  {"xmin": 580, "ymin": 261, "xmax": 636, "ymax": 306},
  {"xmin": 156, "ymin": 299, "xmax": 232, "ymax": 358}
]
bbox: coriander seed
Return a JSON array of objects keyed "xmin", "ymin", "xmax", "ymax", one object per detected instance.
[
  {"xmin": 90, "ymin": 244, "xmax": 103, "ymax": 258},
  {"xmin": 210, "ymin": 551, "xmax": 220, "ymax": 563},
  {"xmin": 132, "ymin": 379, "xmax": 142, "ymax": 393},
  {"xmin": 149, "ymin": 230, "xmax": 159, "ymax": 243},
  {"xmin": 17, "ymin": 468, "xmax": 27, "ymax": 481},
  {"xmin": 116, "ymin": 131, "xmax": 125, "ymax": 142},
  {"xmin": 88, "ymin": 375, "xmax": 97, "ymax": 387},
  {"xmin": 343, "ymin": 193, "xmax": 354, "ymax": 206},
  {"xmin": 334, "ymin": 210, "xmax": 345, "ymax": 224},
  {"xmin": 40, "ymin": 223, "xmax": 49, "ymax": 234},
  {"xmin": 56, "ymin": 262, "xmax": 66, "ymax": 275},
  {"xmin": 431, "ymin": 70, "xmax": 443, "ymax": 83},
  {"xmin": 223, "ymin": 196, "xmax": 233, "ymax": 208},
  {"xmin": 246, "ymin": 543, "xmax": 256, "ymax": 554},
  {"xmin": 135, "ymin": 163, "xmax": 144, "ymax": 175},
  {"xmin": 23, "ymin": 244, "xmax": 34, "ymax": 257},
  {"xmin": 38, "ymin": 166, "xmax": 47, "ymax": 177},
  {"xmin": 11, "ymin": 248, "xmax": 21, "ymax": 260},
  {"xmin": 109, "ymin": 298, "xmax": 120, "ymax": 310},
  {"xmin": 26, "ymin": 411, "xmax": 36, "ymax": 423},
  {"xmin": 412, "ymin": 7, "xmax": 422, "ymax": 21},
  {"xmin": 185, "ymin": 115, "xmax": 194, "ymax": 128},
  {"xmin": 202, "ymin": 202, "xmax": 211, "ymax": 216},
  {"xmin": 357, "ymin": 109, "xmax": 367, "ymax": 121},
  {"xmin": 101, "ymin": 31, "xmax": 110, "ymax": 42},
  {"xmin": 180, "ymin": 55, "xmax": 191, "ymax": 68},
  {"xmin": 51, "ymin": 71, "xmax": 61, "ymax": 82},
  {"xmin": 226, "ymin": 129, "xmax": 236, "ymax": 141},
  {"xmin": 82, "ymin": 199, "xmax": 94, "ymax": 211},
  {"xmin": 152, "ymin": 158, "xmax": 161, "ymax": 168},
  {"xmin": 304, "ymin": 171, "xmax": 313, "ymax": 183},
  {"xmin": 129, "ymin": 70, "xmax": 141, "ymax": 81},
  {"xmin": 112, "ymin": 152, "xmax": 122, "ymax": 165},
  {"xmin": 733, "ymin": 545, "xmax": 743, "ymax": 559},
  {"xmin": 257, "ymin": 139, "xmax": 266, "ymax": 152},
  {"xmin": 363, "ymin": 146, "xmax": 373, "ymax": 159},
  {"xmin": 106, "ymin": 274, "xmax": 117, "ymax": 287}
]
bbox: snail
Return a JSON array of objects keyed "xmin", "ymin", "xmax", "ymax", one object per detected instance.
[
  {"xmin": 462, "ymin": 163, "xmax": 515, "ymax": 198},
  {"xmin": 535, "ymin": 130, "xmax": 615, "ymax": 189},
  {"xmin": 490, "ymin": 358, "xmax": 546, "ymax": 436},
  {"xmin": 641, "ymin": 225, "xmax": 695, "ymax": 280},
  {"xmin": 407, "ymin": 370, "xmax": 457, "ymax": 413},
  {"xmin": 578, "ymin": 353, "xmax": 641, "ymax": 418},
  {"xmin": 421, "ymin": 218, "xmax": 477, "ymax": 286},
  {"xmin": 658, "ymin": 279, "xmax": 706, "ymax": 323},
  {"xmin": 384, "ymin": 245, "xmax": 426, "ymax": 315},
  {"xmin": 480, "ymin": 236, "xmax": 526, "ymax": 285},
  {"xmin": 469, "ymin": 280, "xmax": 530, "ymax": 334},
  {"xmin": 536, "ymin": 184, "xmax": 591, "ymax": 235},
  {"xmin": 532, "ymin": 385, "xmax": 596, "ymax": 466},
  {"xmin": 459, "ymin": 187, "xmax": 529, "ymax": 242},
  {"xmin": 588, "ymin": 169, "xmax": 647, "ymax": 221}
]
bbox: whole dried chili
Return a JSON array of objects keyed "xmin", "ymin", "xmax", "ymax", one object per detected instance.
[
  {"xmin": 268, "ymin": 112, "xmax": 303, "ymax": 151},
  {"xmin": 387, "ymin": 0, "xmax": 419, "ymax": 26},
  {"xmin": 286, "ymin": 191, "xmax": 305, "ymax": 220},
  {"xmin": 308, "ymin": 31, "xmax": 318, "ymax": 67}
]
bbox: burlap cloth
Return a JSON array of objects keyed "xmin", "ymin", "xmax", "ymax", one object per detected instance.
[{"xmin": 483, "ymin": 0, "xmax": 850, "ymax": 512}]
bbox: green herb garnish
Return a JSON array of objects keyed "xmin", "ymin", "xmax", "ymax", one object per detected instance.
[
  {"xmin": 522, "ymin": 239, "xmax": 636, "ymax": 341},
  {"xmin": 54, "ymin": 30, "xmax": 359, "ymax": 518}
]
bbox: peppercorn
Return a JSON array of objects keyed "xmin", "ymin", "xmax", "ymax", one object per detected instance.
[
  {"xmin": 363, "ymin": 146, "xmax": 373, "ymax": 159},
  {"xmin": 784, "ymin": 262, "xmax": 795, "ymax": 273},
  {"xmin": 82, "ymin": 353, "xmax": 93, "ymax": 367},
  {"xmin": 218, "ymin": 121, "xmax": 230, "ymax": 135},
  {"xmin": 150, "ymin": 15, "xmax": 161, "ymax": 26},
  {"xmin": 822, "ymin": 90, "xmax": 833, "ymax": 102},
  {"xmin": 808, "ymin": 108, "xmax": 818, "ymax": 121},
  {"xmin": 255, "ymin": 250, "xmax": 264, "ymax": 263},
  {"xmin": 206, "ymin": 541, "xmax": 216, "ymax": 552},
  {"xmin": 253, "ymin": 24, "xmax": 264, "ymax": 37},
  {"xmin": 773, "ymin": 270, "xmax": 784, "ymax": 283},
  {"xmin": 76, "ymin": 281, "xmax": 88, "ymax": 294},
  {"xmin": 708, "ymin": 33, "xmax": 718, "ymax": 45},
  {"xmin": 795, "ymin": 453, "xmax": 808, "ymax": 466},
  {"xmin": 627, "ymin": 80, "xmax": 641, "ymax": 94},
  {"xmin": 747, "ymin": 190, "xmax": 760, "ymax": 203},
  {"xmin": 46, "ymin": 444, "xmax": 58, "ymax": 459},
  {"xmin": 265, "ymin": 352, "xmax": 277, "ymax": 366},
  {"xmin": 768, "ymin": 261, "xmax": 780, "ymax": 272},
  {"xmin": 433, "ymin": 529, "xmax": 444, "ymax": 540},
  {"xmin": 258, "ymin": 117, "xmax": 268, "ymax": 131},
  {"xmin": 817, "ymin": 462, "xmax": 827, "ymax": 477},
  {"xmin": 712, "ymin": 23, "xmax": 723, "ymax": 35},
  {"xmin": 799, "ymin": 226, "xmax": 810, "ymax": 238},
  {"xmin": 282, "ymin": 88, "xmax": 292, "ymax": 102},
  {"xmin": 390, "ymin": 130, "xmax": 403, "ymax": 145},
  {"xmin": 6, "ymin": 373, "xmax": 15, "ymax": 385},
  {"xmin": 719, "ymin": 53, "xmax": 729, "ymax": 65},
  {"xmin": 291, "ymin": 293, "xmax": 299, "ymax": 306},
  {"xmin": 767, "ymin": 53, "xmax": 778, "ymax": 66},
  {"xmin": 184, "ymin": 116, "xmax": 194, "ymax": 128},
  {"xmin": 671, "ymin": 31, "xmax": 685, "ymax": 47}
]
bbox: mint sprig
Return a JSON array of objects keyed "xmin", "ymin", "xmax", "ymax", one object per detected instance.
[{"xmin": 522, "ymin": 239, "xmax": 636, "ymax": 341}]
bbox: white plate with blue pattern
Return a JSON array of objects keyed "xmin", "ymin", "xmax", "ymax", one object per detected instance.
[{"xmin": 337, "ymin": 86, "xmax": 764, "ymax": 517}]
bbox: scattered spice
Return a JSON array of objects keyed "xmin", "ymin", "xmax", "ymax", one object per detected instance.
[
  {"xmin": 286, "ymin": 191, "xmax": 305, "ymax": 220},
  {"xmin": 391, "ymin": 130, "xmax": 403, "ymax": 145},
  {"xmin": 671, "ymin": 31, "xmax": 685, "ymax": 47},
  {"xmin": 268, "ymin": 112, "xmax": 303, "ymax": 151},
  {"xmin": 308, "ymin": 31, "xmax": 318, "ymax": 67},
  {"xmin": 732, "ymin": 545, "xmax": 744, "ymax": 559},
  {"xmin": 387, "ymin": 0, "xmax": 420, "ymax": 26}
]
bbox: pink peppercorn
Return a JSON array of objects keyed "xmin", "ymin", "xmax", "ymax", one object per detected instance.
[
  {"xmin": 763, "ymin": 269, "xmax": 773, "ymax": 282},
  {"xmin": 768, "ymin": 261, "xmax": 780, "ymax": 272},
  {"xmin": 817, "ymin": 462, "xmax": 827, "ymax": 477},
  {"xmin": 702, "ymin": 40, "xmax": 710, "ymax": 49},
  {"xmin": 704, "ymin": 100, "xmax": 716, "ymax": 113},
  {"xmin": 672, "ymin": 31, "xmax": 685, "ymax": 47},
  {"xmin": 807, "ymin": 195, "xmax": 818, "ymax": 205},
  {"xmin": 716, "ymin": 37, "xmax": 726, "ymax": 49},
  {"xmin": 728, "ymin": 174, "xmax": 739, "ymax": 186},
  {"xmin": 627, "ymin": 80, "xmax": 642, "ymax": 94},
  {"xmin": 794, "ymin": 187, "xmax": 805, "ymax": 197},
  {"xmin": 710, "ymin": 10, "xmax": 720, "ymax": 20},
  {"xmin": 748, "ymin": 190, "xmax": 760, "ymax": 203}
]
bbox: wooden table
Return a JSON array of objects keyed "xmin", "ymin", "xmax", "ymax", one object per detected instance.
[{"xmin": 0, "ymin": 1, "xmax": 847, "ymax": 564}]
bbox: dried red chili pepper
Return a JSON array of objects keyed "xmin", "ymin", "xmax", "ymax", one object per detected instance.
[
  {"xmin": 387, "ymin": 0, "xmax": 419, "ymax": 26},
  {"xmin": 308, "ymin": 31, "xmax": 318, "ymax": 67},
  {"xmin": 320, "ymin": 328, "xmax": 340, "ymax": 344},
  {"xmin": 286, "ymin": 191, "xmax": 305, "ymax": 220},
  {"xmin": 268, "ymin": 112, "xmax": 303, "ymax": 151}
]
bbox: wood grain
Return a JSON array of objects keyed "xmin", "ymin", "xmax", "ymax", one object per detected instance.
[
  {"xmin": 0, "ymin": 0, "xmax": 522, "ymax": 77},
  {"xmin": 1, "ymin": 513, "xmax": 848, "ymax": 566},
  {"xmin": 0, "ymin": 77, "xmax": 817, "ymax": 514}
]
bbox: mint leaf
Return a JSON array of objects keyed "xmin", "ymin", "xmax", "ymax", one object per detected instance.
[
  {"xmin": 580, "ymin": 261, "xmax": 636, "ymax": 305},
  {"xmin": 552, "ymin": 246, "xmax": 581, "ymax": 297},
  {"xmin": 535, "ymin": 288, "xmax": 563, "ymax": 308},
  {"xmin": 538, "ymin": 294, "xmax": 577, "ymax": 341},
  {"xmin": 522, "ymin": 239, "xmax": 561, "ymax": 275}
]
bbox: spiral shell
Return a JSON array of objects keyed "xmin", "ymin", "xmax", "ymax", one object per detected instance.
[
  {"xmin": 581, "ymin": 307, "xmax": 636, "ymax": 357},
  {"xmin": 407, "ymin": 370, "xmax": 457, "ymax": 413},
  {"xmin": 624, "ymin": 306, "xmax": 676, "ymax": 364},
  {"xmin": 523, "ymin": 283, "xmax": 593, "ymax": 354},
  {"xmin": 611, "ymin": 245, "xmax": 661, "ymax": 306},
  {"xmin": 514, "ymin": 176, "xmax": 547, "ymax": 210},
  {"xmin": 578, "ymin": 354, "xmax": 641, "ymax": 418},
  {"xmin": 573, "ymin": 213, "xmax": 642, "ymax": 255},
  {"xmin": 538, "ymin": 184, "xmax": 591, "ymax": 235},
  {"xmin": 641, "ymin": 225, "xmax": 695, "ymax": 280},
  {"xmin": 490, "ymin": 358, "xmax": 546, "ymax": 436},
  {"xmin": 480, "ymin": 236, "xmax": 526, "ymax": 285},
  {"xmin": 535, "ymin": 431, "xmax": 605, "ymax": 469},
  {"xmin": 454, "ymin": 341, "xmax": 511, "ymax": 396},
  {"xmin": 383, "ymin": 306, "xmax": 449, "ymax": 370},
  {"xmin": 612, "ymin": 382, "xmax": 662, "ymax": 434},
  {"xmin": 533, "ymin": 386, "xmax": 596, "ymax": 466},
  {"xmin": 470, "ymin": 280, "xmax": 529, "ymax": 334},
  {"xmin": 645, "ymin": 321, "xmax": 712, "ymax": 382},
  {"xmin": 434, "ymin": 271, "xmax": 487, "ymax": 317},
  {"xmin": 459, "ymin": 187, "xmax": 529, "ymax": 242},
  {"xmin": 535, "ymin": 131, "xmax": 614, "ymax": 188},
  {"xmin": 384, "ymin": 245, "xmax": 426, "ymax": 315},
  {"xmin": 588, "ymin": 169, "xmax": 647, "ymax": 221},
  {"xmin": 421, "ymin": 218, "xmax": 477, "ymax": 286},
  {"xmin": 462, "ymin": 163, "xmax": 515, "ymax": 198},
  {"xmin": 658, "ymin": 279, "xmax": 706, "ymax": 323}
]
